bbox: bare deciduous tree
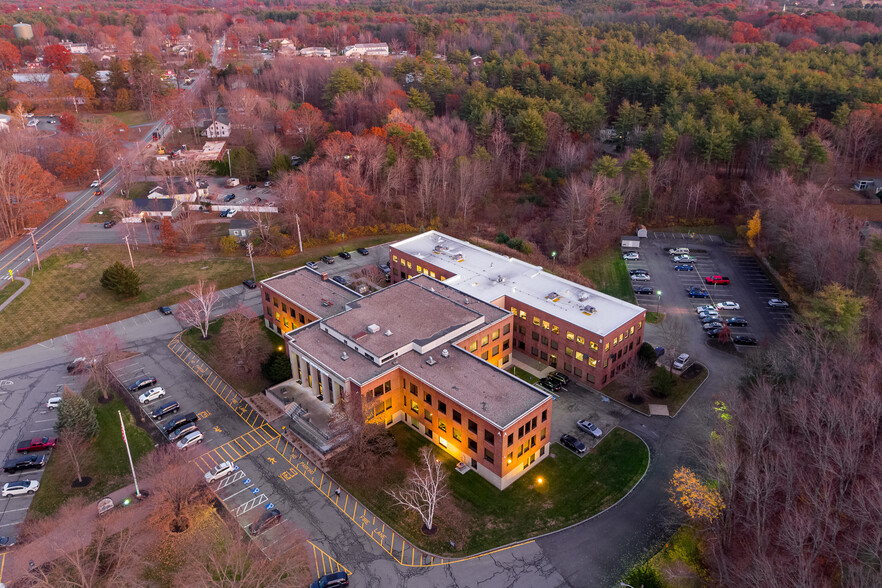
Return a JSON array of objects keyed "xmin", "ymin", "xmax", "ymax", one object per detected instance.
[
  {"xmin": 386, "ymin": 446, "xmax": 450, "ymax": 533},
  {"xmin": 57, "ymin": 429, "xmax": 90, "ymax": 485},
  {"xmin": 67, "ymin": 327, "xmax": 124, "ymax": 401},
  {"xmin": 219, "ymin": 304, "xmax": 259, "ymax": 374},
  {"xmin": 143, "ymin": 445, "xmax": 204, "ymax": 533},
  {"xmin": 177, "ymin": 280, "xmax": 220, "ymax": 339}
]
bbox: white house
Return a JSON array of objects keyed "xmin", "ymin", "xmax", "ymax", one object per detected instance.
[
  {"xmin": 299, "ymin": 47, "xmax": 331, "ymax": 57},
  {"xmin": 342, "ymin": 43, "xmax": 389, "ymax": 57},
  {"xmin": 202, "ymin": 120, "xmax": 231, "ymax": 138},
  {"xmin": 0, "ymin": 114, "xmax": 11, "ymax": 132}
]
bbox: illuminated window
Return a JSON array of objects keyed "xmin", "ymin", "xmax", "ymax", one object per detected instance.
[
  {"xmin": 542, "ymin": 320, "xmax": 550, "ymax": 330},
  {"xmin": 533, "ymin": 317, "xmax": 540, "ymax": 326},
  {"xmin": 392, "ymin": 255, "xmax": 398, "ymax": 262},
  {"xmin": 638, "ymin": 321, "xmax": 643, "ymax": 329},
  {"xmin": 438, "ymin": 420, "xmax": 447, "ymax": 432},
  {"xmin": 630, "ymin": 326, "xmax": 635, "ymax": 334},
  {"xmin": 424, "ymin": 409, "xmax": 432, "ymax": 423},
  {"xmin": 590, "ymin": 341, "xmax": 598, "ymax": 351},
  {"xmin": 575, "ymin": 351, "xmax": 584, "ymax": 362},
  {"xmin": 588, "ymin": 358, "xmax": 597, "ymax": 367},
  {"xmin": 407, "ymin": 261, "xmax": 412, "ymax": 269},
  {"xmin": 430, "ymin": 271, "xmax": 435, "ymax": 278},
  {"xmin": 492, "ymin": 329, "xmax": 500, "ymax": 340},
  {"xmin": 576, "ymin": 335, "xmax": 585, "ymax": 345},
  {"xmin": 511, "ymin": 307, "xmax": 518, "ymax": 315},
  {"xmin": 416, "ymin": 265, "xmax": 422, "ymax": 272},
  {"xmin": 552, "ymin": 325, "xmax": 559, "ymax": 334},
  {"xmin": 481, "ymin": 335, "xmax": 489, "ymax": 346},
  {"xmin": 566, "ymin": 331, "xmax": 575, "ymax": 341},
  {"xmin": 410, "ymin": 400, "xmax": 419, "ymax": 413},
  {"xmin": 453, "ymin": 428, "xmax": 462, "ymax": 442},
  {"xmin": 440, "ymin": 276, "xmax": 445, "ymax": 281},
  {"xmin": 605, "ymin": 342, "xmax": 610, "ymax": 351},
  {"xmin": 565, "ymin": 347, "xmax": 573, "ymax": 357},
  {"xmin": 469, "ymin": 341, "xmax": 477, "ymax": 352},
  {"xmin": 519, "ymin": 310, "xmax": 527, "ymax": 320}
]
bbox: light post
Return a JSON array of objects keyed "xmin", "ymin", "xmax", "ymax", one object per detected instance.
[
  {"xmin": 246, "ymin": 241, "xmax": 256, "ymax": 283},
  {"xmin": 656, "ymin": 290, "xmax": 662, "ymax": 315},
  {"xmin": 551, "ymin": 251, "xmax": 557, "ymax": 270}
]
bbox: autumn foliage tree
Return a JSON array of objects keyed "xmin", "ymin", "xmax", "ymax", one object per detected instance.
[
  {"xmin": 669, "ymin": 467, "xmax": 725, "ymax": 526},
  {"xmin": 50, "ymin": 138, "xmax": 98, "ymax": 182},
  {"xmin": 159, "ymin": 217, "xmax": 178, "ymax": 252},
  {"xmin": 43, "ymin": 43, "xmax": 72, "ymax": 72},
  {"xmin": 0, "ymin": 39, "xmax": 21, "ymax": 70},
  {"xmin": 0, "ymin": 152, "xmax": 61, "ymax": 239}
]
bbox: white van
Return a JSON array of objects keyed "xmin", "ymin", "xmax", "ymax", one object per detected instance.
[
  {"xmin": 668, "ymin": 247, "xmax": 690, "ymax": 256},
  {"xmin": 673, "ymin": 353, "xmax": 690, "ymax": 370},
  {"xmin": 225, "ymin": 177, "xmax": 240, "ymax": 187}
]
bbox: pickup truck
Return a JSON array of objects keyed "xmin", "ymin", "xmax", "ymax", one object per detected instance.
[
  {"xmin": 705, "ymin": 275, "xmax": 730, "ymax": 285},
  {"xmin": 3, "ymin": 454, "xmax": 48, "ymax": 473},
  {"xmin": 16, "ymin": 436, "xmax": 56, "ymax": 454}
]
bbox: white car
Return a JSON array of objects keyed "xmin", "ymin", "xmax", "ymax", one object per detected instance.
[
  {"xmin": 46, "ymin": 397, "xmax": 62, "ymax": 409},
  {"xmin": 26, "ymin": 119, "xmax": 38, "ymax": 127},
  {"xmin": 630, "ymin": 273, "xmax": 651, "ymax": 281},
  {"xmin": 622, "ymin": 252, "xmax": 639, "ymax": 261},
  {"xmin": 695, "ymin": 305, "xmax": 715, "ymax": 314},
  {"xmin": 576, "ymin": 419, "xmax": 603, "ymax": 438},
  {"xmin": 90, "ymin": 180, "xmax": 101, "ymax": 188},
  {"xmin": 768, "ymin": 298, "xmax": 789, "ymax": 308},
  {"xmin": 715, "ymin": 301, "xmax": 740, "ymax": 311},
  {"xmin": 2, "ymin": 480, "xmax": 40, "ymax": 498},
  {"xmin": 673, "ymin": 255, "xmax": 696, "ymax": 263},
  {"xmin": 138, "ymin": 386, "xmax": 166, "ymax": 404},
  {"xmin": 672, "ymin": 353, "xmax": 690, "ymax": 370},
  {"xmin": 177, "ymin": 430, "xmax": 204, "ymax": 450},
  {"xmin": 204, "ymin": 461, "xmax": 235, "ymax": 482}
]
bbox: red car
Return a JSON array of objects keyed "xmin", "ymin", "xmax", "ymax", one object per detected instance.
[
  {"xmin": 705, "ymin": 275, "xmax": 730, "ymax": 285},
  {"xmin": 16, "ymin": 436, "xmax": 57, "ymax": 453}
]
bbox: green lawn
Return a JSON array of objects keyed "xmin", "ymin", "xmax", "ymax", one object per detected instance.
[
  {"xmin": 603, "ymin": 364, "xmax": 708, "ymax": 416},
  {"xmin": 645, "ymin": 311, "xmax": 664, "ymax": 324},
  {"xmin": 29, "ymin": 390, "xmax": 154, "ymax": 517},
  {"xmin": 84, "ymin": 207, "xmax": 115, "ymax": 223},
  {"xmin": 124, "ymin": 180, "xmax": 155, "ymax": 199},
  {"xmin": 0, "ymin": 233, "xmax": 413, "ymax": 352},
  {"xmin": 109, "ymin": 110, "xmax": 152, "ymax": 126},
  {"xmin": 335, "ymin": 424, "xmax": 649, "ymax": 555},
  {"xmin": 507, "ymin": 365, "xmax": 539, "ymax": 384},
  {"xmin": 579, "ymin": 248, "xmax": 637, "ymax": 304},
  {"xmin": 0, "ymin": 278, "xmax": 24, "ymax": 306},
  {"xmin": 181, "ymin": 319, "xmax": 283, "ymax": 396}
]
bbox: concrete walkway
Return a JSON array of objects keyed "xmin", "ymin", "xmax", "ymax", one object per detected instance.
[{"xmin": 0, "ymin": 277, "xmax": 29, "ymax": 313}]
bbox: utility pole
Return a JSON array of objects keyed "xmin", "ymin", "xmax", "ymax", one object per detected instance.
[
  {"xmin": 25, "ymin": 228, "xmax": 41, "ymax": 270},
  {"xmin": 95, "ymin": 168, "xmax": 102, "ymax": 184},
  {"xmin": 227, "ymin": 149, "xmax": 233, "ymax": 177},
  {"xmin": 295, "ymin": 213, "xmax": 303, "ymax": 252},
  {"xmin": 142, "ymin": 215, "xmax": 153, "ymax": 245},
  {"xmin": 246, "ymin": 241, "xmax": 256, "ymax": 282},
  {"xmin": 123, "ymin": 235, "xmax": 135, "ymax": 269},
  {"xmin": 118, "ymin": 411, "xmax": 142, "ymax": 498}
]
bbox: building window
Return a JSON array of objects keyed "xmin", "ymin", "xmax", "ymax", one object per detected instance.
[
  {"xmin": 392, "ymin": 255, "xmax": 398, "ymax": 262},
  {"xmin": 425, "ymin": 429, "xmax": 432, "ymax": 439},
  {"xmin": 550, "ymin": 340, "xmax": 558, "ymax": 350},
  {"xmin": 484, "ymin": 430, "xmax": 495, "ymax": 445},
  {"xmin": 506, "ymin": 452, "xmax": 513, "ymax": 464},
  {"xmin": 374, "ymin": 385, "xmax": 383, "ymax": 398},
  {"xmin": 273, "ymin": 298, "xmax": 279, "ymax": 308},
  {"xmin": 453, "ymin": 410, "xmax": 461, "ymax": 424},
  {"xmin": 540, "ymin": 427, "xmax": 546, "ymax": 440},
  {"xmin": 519, "ymin": 310, "xmax": 527, "ymax": 320},
  {"xmin": 518, "ymin": 425, "xmax": 524, "ymax": 439},
  {"xmin": 532, "ymin": 332, "xmax": 540, "ymax": 341},
  {"xmin": 511, "ymin": 306, "xmax": 518, "ymax": 315},
  {"xmin": 281, "ymin": 303, "xmax": 287, "ymax": 313},
  {"xmin": 586, "ymin": 374, "xmax": 595, "ymax": 384},
  {"xmin": 564, "ymin": 362, "xmax": 571, "ymax": 372},
  {"xmin": 468, "ymin": 438, "xmax": 477, "ymax": 452},
  {"xmin": 299, "ymin": 313, "xmax": 305, "ymax": 323},
  {"xmin": 638, "ymin": 321, "xmax": 643, "ymax": 330},
  {"xmin": 566, "ymin": 331, "xmax": 575, "ymax": 341},
  {"xmin": 630, "ymin": 326, "xmax": 635, "ymax": 335},
  {"xmin": 424, "ymin": 409, "xmax": 432, "ymax": 423},
  {"xmin": 410, "ymin": 383, "xmax": 418, "ymax": 395},
  {"xmin": 542, "ymin": 320, "xmax": 550, "ymax": 330},
  {"xmin": 589, "ymin": 358, "xmax": 598, "ymax": 367},
  {"xmin": 540, "ymin": 351, "xmax": 548, "ymax": 361},
  {"xmin": 468, "ymin": 419, "xmax": 478, "ymax": 434},
  {"xmin": 492, "ymin": 329, "xmax": 500, "ymax": 340},
  {"xmin": 407, "ymin": 261, "xmax": 412, "ymax": 269},
  {"xmin": 565, "ymin": 347, "xmax": 573, "ymax": 357},
  {"xmin": 481, "ymin": 335, "xmax": 489, "ymax": 346},
  {"xmin": 576, "ymin": 335, "xmax": 585, "ymax": 344},
  {"xmin": 386, "ymin": 398, "xmax": 392, "ymax": 411},
  {"xmin": 481, "ymin": 351, "xmax": 489, "ymax": 360},
  {"xmin": 503, "ymin": 324, "xmax": 510, "ymax": 335},
  {"xmin": 518, "ymin": 325, "xmax": 526, "ymax": 335},
  {"xmin": 438, "ymin": 400, "xmax": 446, "ymax": 414},
  {"xmin": 410, "ymin": 400, "xmax": 419, "ymax": 413},
  {"xmin": 531, "ymin": 346, "xmax": 539, "ymax": 356},
  {"xmin": 507, "ymin": 433, "xmax": 514, "ymax": 446},
  {"xmin": 531, "ymin": 416, "xmax": 537, "ymax": 428},
  {"xmin": 264, "ymin": 292, "xmax": 270, "ymax": 302},
  {"xmin": 552, "ymin": 325, "xmax": 559, "ymax": 334},
  {"xmin": 575, "ymin": 351, "xmax": 584, "ymax": 362},
  {"xmin": 438, "ymin": 420, "xmax": 447, "ymax": 432},
  {"xmin": 416, "ymin": 265, "xmax": 422, "ymax": 272},
  {"xmin": 492, "ymin": 345, "xmax": 499, "ymax": 356},
  {"xmin": 484, "ymin": 449, "xmax": 494, "ymax": 464},
  {"xmin": 424, "ymin": 392, "xmax": 431, "ymax": 404},
  {"xmin": 517, "ymin": 444, "xmax": 524, "ymax": 457},
  {"xmin": 453, "ymin": 428, "xmax": 462, "ymax": 442},
  {"xmin": 541, "ymin": 336, "xmax": 548, "ymax": 345},
  {"xmin": 541, "ymin": 409, "xmax": 547, "ymax": 422},
  {"xmin": 574, "ymin": 367, "xmax": 583, "ymax": 377},
  {"xmin": 604, "ymin": 358, "xmax": 609, "ymax": 367},
  {"xmin": 533, "ymin": 317, "xmax": 540, "ymax": 326},
  {"xmin": 531, "ymin": 435, "xmax": 536, "ymax": 448},
  {"xmin": 503, "ymin": 340, "xmax": 510, "ymax": 351},
  {"xmin": 590, "ymin": 341, "xmax": 598, "ymax": 351},
  {"xmin": 469, "ymin": 341, "xmax": 477, "ymax": 352},
  {"xmin": 385, "ymin": 381, "xmax": 391, "ymax": 392}
]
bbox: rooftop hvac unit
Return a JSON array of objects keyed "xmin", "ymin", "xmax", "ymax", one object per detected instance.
[
  {"xmin": 453, "ymin": 253, "xmax": 464, "ymax": 262},
  {"xmin": 441, "ymin": 349, "xmax": 449, "ymax": 358},
  {"xmin": 384, "ymin": 330, "xmax": 393, "ymax": 337},
  {"xmin": 426, "ymin": 356, "xmax": 437, "ymax": 366},
  {"xmin": 582, "ymin": 305, "xmax": 597, "ymax": 315},
  {"xmin": 579, "ymin": 292, "xmax": 590, "ymax": 301},
  {"xmin": 367, "ymin": 324, "xmax": 380, "ymax": 334},
  {"xmin": 496, "ymin": 275, "xmax": 505, "ymax": 283},
  {"xmin": 341, "ymin": 352, "xmax": 349, "ymax": 361},
  {"xmin": 546, "ymin": 291, "xmax": 560, "ymax": 301}
]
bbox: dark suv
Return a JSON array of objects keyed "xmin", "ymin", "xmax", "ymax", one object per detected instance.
[
  {"xmin": 169, "ymin": 423, "xmax": 198, "ymax": 442},
  {"xmin": 151, "ymin": 400, "xmax": 180, "ymax": 420},
  {"xmin": 547, "ymin": 372, "xmax": 569, "ymax": 386},
  {"xmin": 321, "ymin": 255, "xmax": 334, "ymax": 264},
  {"xmin": 162, "ymin": 412, "xmax": 200, "ymax": 436},
  {"xmin": 129, "ymin": 377, "xmax": 157, "ymax": 392},
  {"xmin": 310, "ymin": 571, "xmax": 349, "ymax": 588},
  {"xmin": 3, "ymin": 455, "xmax": 48, "ymax": 473},
  {"xmin": 250, "ymin": 508, "xmax": 282, "ymax": 535}
]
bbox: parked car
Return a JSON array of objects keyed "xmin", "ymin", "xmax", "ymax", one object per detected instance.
[
  {"xmin": 356, "ymin": 247, "xmax": 369, "ymax": 256},
  {"xmin": 695, "ymin": 305, "xmax": 715, "ymax": 313},
  {"xmin": 548, "ymin": 371, "xmax": 570, "ymax": 386},
  {"xmin": 162, "ymin": 412, "xmax": 200, "ymax": 436},
  {"xmin": 2, "ymin": 480, "xmax": 40, "ymax": 498},
  {"xmin": 46, "ymin": 397, "xmax": 62, "ymax": 410},
  {"xmin": 559, "ymin": 434, "xmax": 586, "ymax": 455},
  {"xmin": 310, "ymin": 571, "xmax": 349, "ymax": 588},
  {"xmin": 733, "ymin": 335, "xmax": 758, "ymax": 346},
  {"xmin": 630, "ymin": 273, "xmax": 651, "ymax": 282},
  {"xmin": 701, "ymin": 315, "xmax": 721, "ymax": 324},
  {"xmin": 306, "ymin": 261, "xmax": 319, "ymax": 270},
  {"xmin": 715, "ymin": 301, "xmax": 741, "ymax": 311},
  {"xmin": 633, "ymin": 286, "xmax": 653, "ymax": 295},
  {"xmin": 169, "ymin": 423, "xmax": 199, "ymax": 443},
  {"xmin": 705, "ymin": 275, "xmax": 730, "ymax": 285},
  {"xmin": 16, "ymin": 437, "xmax": 56, "ymax": 453},
  {"xmin": 768, "ymin": 298, "xmax": 789, "ymax": 308},
  {"xmin": 331, "ymin": 275, "xmax": 348, "ymax": 286},
  {"xmin": 672, "ymin": 353, "xmax": 690, "ymax": 370},
  {"xmin": 0, "ymin": 535, "xmax": 15, "ymax": 548},
  {"xmin": 726, "ymin": 317, "xmax": 749, "ymax": 327},
  {"xmin": 151, "ymin": 400, "xmax": 180, "ymax": 420},
  {"xmin": 67, "ymin": 357, "xmax": 96, "ymax": 373},
  {"xmin": 706, "ymin": 327, "xmax": 723, "ymax": 338},
  {"xmin": 673, "ymin": 255, "xmax": 696, "ymax": 263},
  {"xmin": 673, "ymin": 265, "xmax": 694, "ymax": 271},
  {"xmin": 223, "ymin": 193, "xmax": 236, "ymax": 202},
  {"xmin": 176, "ymin": 430, "xmax": 204, "ymax": 450},
  {"xmin": 668, "ymin": 247, "xmax": 690, "ymax": 255},
  {"xmin": 263, "ymin": 181, "xmax": 273, "ymax": 187},
  {"xmin": 103, "ymin": 220, "xmax": 116, "ymax": 229},
  {"xmin": 538, "ymin": 377, "xmax": 562, "ymax": 392},
  {"xmin": 337, "ymin": 251, "xmax": 351, "ymax": 260},
  {"xmin": 138, "ymin": 386, "xmax": 166, "ymax": 404},
  {"xmin": 629, "ymin": 268, "xmax": 649, "ymax": 275},
  {"xmin": 245, "ymin": 184, "xmax": 258, "ymax": 190},
  {"xmin": 622, "ymin": 251, "xmax": 639, "ymax": 260},
  {"xmin": 158, "ymin": 306, "xmax": 172, "ymax": 315},
  {"xmin": 129, "ymin": 377, "xmax": 157, "ymax": 392},
  {"xmin": 242, "ymin": 279, "xmax": 257, "ymax": 289},
  {"xmin": 577, "ymin": 419, "xmax": 603, "ymax": 438},
  {"xmin": 204, "ymin": 461, "xmax": 235, "ymax": 483},
  {"xmin": 697, "ymin": 311, "xmax": 719, "ymax": 320},
  {"xmin": 2, "ymin": 455, "xmax": 47, "ymax": 473},
  {"xmin": 321, "ymin": 255, "xmax": 335, "ymax": 265},
  {"xmin": 226, "ymin": 210, "xmax": 238, "ymax": 218},
  {"xmin": 249, "ymin": 508, "xmax": 282, "ymax": 535},
  {"xmin": 702, "ymin": 321, "xmax": 724, "ymax": 331},
  {"xmin": 687, "ymin": 288, "xmax": 709, "ymax": 298}
]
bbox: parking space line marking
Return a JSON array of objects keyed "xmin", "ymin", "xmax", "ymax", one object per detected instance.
[
  {"xmin": 235, "ymin": 439, "xmax": 252, "ymax": 454},
  {"xmin": 0, "ymin": 550, "xmax": 5, "ymax": 582},
  {"xmin": 224, "ymin": 484, "xmax": 255, "ymax": 501}
]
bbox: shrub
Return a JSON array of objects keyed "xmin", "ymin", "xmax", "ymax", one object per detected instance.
[
  {"xmin": 651, "ymin": 368, "xmax": 676, "ymax": 398},
  {"xmin": 219, "ymin": 235, "xmax": 238, "ymax": 255},
  {"xmin": 496, "ymin": 232, "xmax": 510, "ymax": 244},
  {"xmin": 626, "ymin": 393, "xmax": 645, "ymax": 404},
  {"xmin": 622, "ymin": 564, "xmax": 668, "ymax": 588},
  {"xmin": 100, "ymin": 261, "xmax": 141, "ymax": 298},
  {"xmin": 262, "ymin": 350, "xmax": 293, "ymax": 384},
  {"xmin": 638, "ymin": 342, "xmax": 657, "ymax": 367}
]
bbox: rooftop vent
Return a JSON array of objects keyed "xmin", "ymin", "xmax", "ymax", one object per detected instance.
[
  {"xmin": 426, "ymin": 356, "xmax": 437, "ymax": 366},
  {"xmin": 453, "ymin": 253, "xmax": 464, "ymax": 262},
  {"xmin": 579, "ymin": 291, "xmax": 590, "ymax": 301},
  {"xmin": 321, "ymin": 298, "xmax": 332, "ymax": 307},
  {"xmin": 496, "ymin": 274, "xmax": 505, "ymax": 283},
  {"xmin": 341, "ymin": 352, "xmax": 349, "ymax": 361},
  {"xmin": 433, "ymin": 245, "xmax": 443, "ymax": 253},
  {"xmin": 367, "ymin": 324, "xmax": 380, "ymax": 334},
  {"xmin": 441, "ymin": 349, "xmax": 449, "ymax": 358},
  {"xmin": 481, "ymin": 401, "xmax": 487, "ymax": 412},
  {"xmin": 384, "ymin": 330, "xmax": 393, "ymax": 337},
  {"xmin": 582, "ymin": 304, "xmax": 597, "ymax": 315},
  {"xmin": 546, "ymin": 291, "xmax": 560, "ymax": 301}
]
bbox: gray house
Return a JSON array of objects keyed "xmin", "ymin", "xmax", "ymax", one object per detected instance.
[{"xmin": 132, "ymin": 198, "xmax": 181, "ymax": 218}]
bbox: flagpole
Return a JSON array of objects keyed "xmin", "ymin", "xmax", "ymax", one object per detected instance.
[{"xmin": 119, "ymin": 410, "xmax": 142, "ymax": 497}]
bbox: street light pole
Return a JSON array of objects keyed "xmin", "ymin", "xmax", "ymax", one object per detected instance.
[
  {"xmin": 246, "ymin": 241, "xmax": 256, "ymax": 282},
  {"xmin": 656, "ymin": 290, "xmax": 662, "ymax": 314},
  {"xmin": 123, "ymin": 235, "xmax": 135, "ymax": 269},
  {"xmin": 295, "ymin": 213, "xmax": 303, "ymax": 253}
]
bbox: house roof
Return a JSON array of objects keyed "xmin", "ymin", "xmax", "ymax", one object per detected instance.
[
  {"xmin": 263, "ymin": 267, "xmax": 361, "ymax": 320},
  {"xmin": 132, "ymin": 198, "xmax": 176, "ymax": 212},
  {"xmin": 229, "ymin": 218, "xmax": 257, "ymax": 230}
]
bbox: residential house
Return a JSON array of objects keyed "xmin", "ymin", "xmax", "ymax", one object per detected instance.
[
  {"xmin": 299, "ymin": 47, "xmax": 331, "ymax": 57},
  {"xmin": 342, "ymin": 43, "xmax": 389, "ymax": 57},
  {"xmin": 132, "ymin": 198, "xmax": 181, "ymax": 218}
]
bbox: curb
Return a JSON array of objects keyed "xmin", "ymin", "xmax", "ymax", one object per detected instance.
[{"xmin": 0, "ymin": 276, "xmax": 30, "ymax": 313}]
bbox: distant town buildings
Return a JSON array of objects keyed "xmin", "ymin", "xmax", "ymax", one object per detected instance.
[
  {"xmin": 60, "ymin": 41, "xmax": 90, "ymax": 55},
  {"xmin": 299, "ymin": 47, "xmax": 331, "ymax": 58},
  {"xmin": 342, "ymin": 43, "xmax": 390, "ymax": 57}
]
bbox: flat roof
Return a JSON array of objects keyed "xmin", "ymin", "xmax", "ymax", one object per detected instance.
[
  {"xmin": 392, "ymin": 231, "xmax": 645, "ymax": 337},
  {"xmin": 324, "ymin": 280, "xmax": 482, "ymax": 359},
  {"xmin": 409, "ymin": 275, "xmax": 510, "ymax": 324},
  {"xmin": 262, "ymin": 268, "xmax": 361, "ymax": 320}
]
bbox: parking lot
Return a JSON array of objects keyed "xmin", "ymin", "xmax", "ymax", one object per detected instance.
[
  {"xmin": 307, "ymin": 243, "xmax": 393, "ymax": 287},
  {"xmin": 207, "ymin": 179, "xmax": 278, "ymax": 210},
  {"xmin": 628, "ymin": 233, "xmax": 791, "ymax": 346}
]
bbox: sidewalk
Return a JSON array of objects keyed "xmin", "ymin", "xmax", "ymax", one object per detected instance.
[
  {"xmin": 1, "ymin": 482, "xmax": 153, "ymax": 585},
  {"xmin": 0, "ymin": 277, "xmax": 29, "ymax": 313}
]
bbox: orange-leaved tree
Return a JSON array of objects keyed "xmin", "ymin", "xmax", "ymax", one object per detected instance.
[
  {"xmin": 669, "ymin": 466, "xmax": 725, "ymax": 525},
  {"xmin": 50, "ymin": 138, "xmax": 98, "ymax": 182}
]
